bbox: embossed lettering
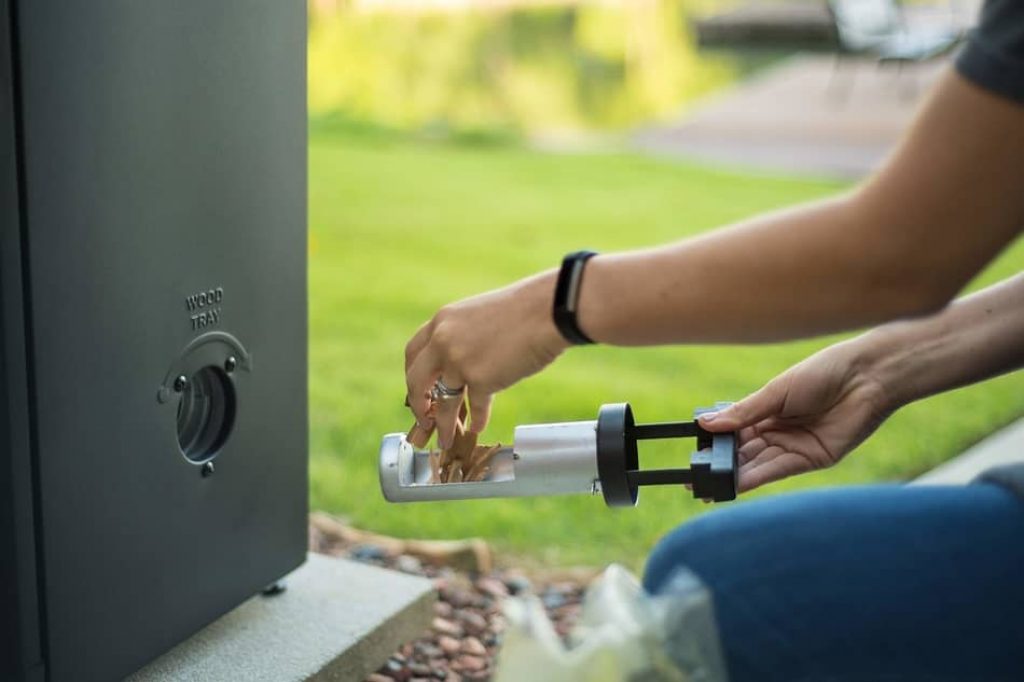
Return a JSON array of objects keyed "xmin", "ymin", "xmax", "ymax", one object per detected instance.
[
  {"xmin": 190, "ymin": 307, "xmax": 222, "ymax": 331},
  {"xmin": 185, "ymin": 286, "xmax": 224, "ymax": 312}
]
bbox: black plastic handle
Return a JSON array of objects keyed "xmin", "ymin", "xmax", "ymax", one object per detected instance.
[{"xmin": 596, "ymin": 402, "xmax": 737, "ymax": 507}]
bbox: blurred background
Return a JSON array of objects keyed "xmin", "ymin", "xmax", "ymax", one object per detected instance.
[
  {"xmin": 309, "ymin": 0, "xmax": 738, "ymax": 143},
  {"xmin": 306, "ymin": 0, "xmax": 1022, "ymax": 571}
]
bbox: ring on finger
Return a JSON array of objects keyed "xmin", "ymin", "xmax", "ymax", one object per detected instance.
[{"xmin": 431, "ymin": 377, "xmax": 464, "ymax": 401}]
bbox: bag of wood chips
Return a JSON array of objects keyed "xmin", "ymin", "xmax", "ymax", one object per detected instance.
[{"xmin": 494, "ymin": 564, "xmax": 728, "ymax": 682}]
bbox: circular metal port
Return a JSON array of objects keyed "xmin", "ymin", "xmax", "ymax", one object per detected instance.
[{"xmin": 176, "ymin": 365, "xmax": 236, "ymax": 463}]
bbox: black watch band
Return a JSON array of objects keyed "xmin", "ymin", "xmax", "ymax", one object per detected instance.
[{"xmin": 553, "ymin": 250, "xmax": 598, "ymax": 345}]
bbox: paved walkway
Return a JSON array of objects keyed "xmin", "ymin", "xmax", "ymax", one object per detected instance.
[
  {"xmin": 633, "ymin": 54, "xmax": 948, "ymax": 179},
  {"xmin": 916, "ymin": 419, "xmax": 1024, "ymax": 486}
]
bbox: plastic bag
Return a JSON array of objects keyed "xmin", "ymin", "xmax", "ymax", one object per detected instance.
[{"xmin": 493, "ymin": 564, "xmax": 728, "ymax": 682}]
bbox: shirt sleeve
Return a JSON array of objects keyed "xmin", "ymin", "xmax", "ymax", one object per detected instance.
[{"xmin": 955, "ymin": 0, "xmax": 1024, "ymax": 104}]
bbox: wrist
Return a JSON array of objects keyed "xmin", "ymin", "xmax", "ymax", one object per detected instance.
[
  {"xmin": 574, "ymin": 253, "xmax": 611, "ymax": 344},
  {"xmin": 848, "ymin": 329, "xmax": 916, "ymax": 414},
  {"xmin": 523, "ymin": 269, "xmax": 572, "ymax": 356}
]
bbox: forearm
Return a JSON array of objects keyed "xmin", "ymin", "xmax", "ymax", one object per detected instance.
[
  {"xmin": 573, "ymin": 72, "xmax": 1024, "ymax": 347},
  {"xmin": 858, "ymin": 273, "xmax": 1024, "ymax": 411},
  {"xmin": 576, "ymin": 194, "xmax": 937, "ymax": 345}
]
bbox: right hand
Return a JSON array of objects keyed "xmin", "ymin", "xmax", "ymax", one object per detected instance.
[
  {"xmin": 698, "ymin": 339, "xmax": 895, "ymax": 493},
  {"xmin": 405, "ymin": 270, "xmax": 569, "ymax": 450}
]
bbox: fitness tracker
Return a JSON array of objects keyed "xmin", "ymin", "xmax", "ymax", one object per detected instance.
[{"xmin": 552, "ymin": 250, "xmax": 598, "ymax": 345}]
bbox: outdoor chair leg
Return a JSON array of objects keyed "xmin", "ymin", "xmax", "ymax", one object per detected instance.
[
  {"xmin": 899, "ymin": 61, "xmax": 919, "ymax": 101},
  {"xmin": 827, "ymin": 53, "xmax": 855, "ymax": 105},
  {"xmin": 880, "ymin": 58, "xmax": 919, "ymax": 102}
]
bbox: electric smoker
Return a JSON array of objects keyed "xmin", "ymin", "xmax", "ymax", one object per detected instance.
[{"xmin": 1, "ymin": 2, "xmax": 307, "ymax": 680}]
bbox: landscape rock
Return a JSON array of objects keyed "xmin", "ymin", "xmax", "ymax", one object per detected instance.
[
  {"xmin": 461, "ymin": 637, "xmax": 486, "ymax": 657},
  {"xmin": 455, "ymin": 654, "xmax": 486, "ymax": 672},
  {"xmin": 437, "ymin": 636, "xmax": 461, "ymax": 656},
  {"xmin": 503, "ymin": 574, "xmax": 532, "ymax": 596},
  {"xmin": 397, "ymin": 554, "xmax": 425, "ymax": 574},
  {"xmin": 454, "ymin": 609, "xmax": 487, "ymax": 635},
  {"xmin": 431, "ymin": 618, "xmax": 463, "ymax": 638},
  {"xmin": 475, "ymin": 577, "xmax": 509, "ymax": 600},
  {"xmin": 308, "ymin": 515, "xmax": 589, "ymax": 682}
]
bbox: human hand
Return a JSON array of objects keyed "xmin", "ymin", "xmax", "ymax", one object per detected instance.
[
  {"xmin": 405, "ymin": 270, "xmax": 569, "ymax": 449},
  {"xmin": 698, "ymin": 340, "xmax": 894, "ymax": 493}
]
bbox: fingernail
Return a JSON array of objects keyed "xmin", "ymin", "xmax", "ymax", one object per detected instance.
[{"xmin": 700, "ymin": 411, "xmax": 719, "ymax": 423}]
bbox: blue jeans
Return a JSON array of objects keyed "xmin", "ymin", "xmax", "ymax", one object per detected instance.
[{"xmin": 643, "ymin": 484, "xmax": 1024, "ymax": 682}]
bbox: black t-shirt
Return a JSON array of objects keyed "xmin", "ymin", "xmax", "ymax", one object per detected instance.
[
  {"xmin": 955, "ymin": 0, "xmax": 1024, "ymax": 103},
  {"xmin": 960, "ymin": 1, "xmax": 1024, "ymax": 496}
]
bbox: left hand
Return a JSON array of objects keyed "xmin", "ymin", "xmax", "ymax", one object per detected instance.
[
  {"xmin": 405, "ymin": 270, "xmax": 568, "ymax": 449},
  {"xmin": 699, "ymin": 338, "xmax": 895, "ymax": 492}
]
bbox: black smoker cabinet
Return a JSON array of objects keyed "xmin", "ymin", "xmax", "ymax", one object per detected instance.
[{"xmin": 1, "ymin": 3, "xmax": 308, "ymax": 680}]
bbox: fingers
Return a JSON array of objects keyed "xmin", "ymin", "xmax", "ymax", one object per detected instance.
[
  {"xmin": 466, "ymin": 388, "xmax": 493, "ymax": 435},
  {"xmin": 405, "ymin": 320, "xmax": 433, "ymax": 372},
  {"xmin": 403, "ymin": 320, "xmax": 436, "ymax": 442},
  {"xmin": 405, "ymin": 324, "xmax": 476, "ymax": 448},
  {"xmin": 406, "ymin": 347, "xmax": 440, "ymax": 429},
  {"xmin": 737, "ymin": 435, "xmax": 768, "ymax": 466},
  {"xmin": 738, "ymin": 450, "xmax": 812, "ymax": 492},
  {"xmin": 433, "ymin": 373, "xmax": 466, "ymax": 450},
  {"xmin": 699, "ymin": 379, "xmax": 786, "ymax": 432},
  {"xmin": 405, "ymin": 305, "xmax": 497, "ymax": 445}
]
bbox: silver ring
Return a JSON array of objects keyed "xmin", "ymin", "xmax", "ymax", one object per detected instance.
[{"xmin": 431, "ymin": 378, "xmax": 464, "ymax": 401}]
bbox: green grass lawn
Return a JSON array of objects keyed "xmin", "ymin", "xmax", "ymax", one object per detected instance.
[{"xmin": 309, "ymin": 131, "xmax": 1024, "ymax": 570}]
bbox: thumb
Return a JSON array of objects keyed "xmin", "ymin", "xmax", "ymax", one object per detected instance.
[{"xmin": 699, "ymin": 379, "xmax": 786, "ymax": 431}]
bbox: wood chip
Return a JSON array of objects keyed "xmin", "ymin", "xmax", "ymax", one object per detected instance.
[
  {"xmin": 463, "ymin": 444, "xmax": 501, "ymax": 482},
  {"xmin": 409, "ymin": 397, "xmax": 501, "ymax": 483},
  {"xmin": 407, "ymin": 421, "xmax": 435, "ymax": 449},
  {"xmin": 449, "ymin": 427, "xmax": 478, "ymax": 464},
  {"xmin": 428, "ymin": 449, "xmax": 441, "ymax": 484}
]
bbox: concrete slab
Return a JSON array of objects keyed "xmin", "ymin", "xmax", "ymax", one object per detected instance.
[
  {"xmin": 633, "ymin": 53, "xmax": 947, "ymax": 179},
  {"xmin": 916, "ymin": 418, "xmax": 1024, "ymax": 486},
  {"xmin": 129, "ymin": 553, "xmax": 435, "ymax": 682}
]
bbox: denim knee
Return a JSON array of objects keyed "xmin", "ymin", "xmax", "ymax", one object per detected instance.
[
  {"xmin": 642, "ymin": 493, "xmax": 800, "ymax": 595},
  {"xmin": 643, "ymin": 514, "xmax": 722, "ymax": 594}
]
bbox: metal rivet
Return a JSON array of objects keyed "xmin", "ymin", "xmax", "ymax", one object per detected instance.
[
  {"xmin": 224, "ymin": 356, "xmax": 237, "ymax": 373},
  {"xmin": 201, "ymin": 462, "xmax": 215, "ymax": 478},
  {"xmin": 173, "ymin": 375, "xmax": 188, "ymax": 392}
]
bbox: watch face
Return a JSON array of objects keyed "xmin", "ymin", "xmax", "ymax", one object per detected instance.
[{"xmin": 554, "ymin": 251, "xmax": 598, "ymax": 345}]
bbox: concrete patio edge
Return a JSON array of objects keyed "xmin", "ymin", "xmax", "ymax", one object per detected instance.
[
  {"xmin": 129, "ymin": 553, "xmax": 435, "ymax": 682},
  {"xmin": 915, "ymin": 418, "xmax": 1024, "ymax": 486}
]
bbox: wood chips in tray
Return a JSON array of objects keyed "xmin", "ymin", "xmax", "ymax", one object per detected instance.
[{"xmin": 407, "ymin": 401, "xmax": 501, "ymax": 483}]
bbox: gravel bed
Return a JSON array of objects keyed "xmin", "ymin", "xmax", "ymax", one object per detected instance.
[{"xmin": 309, "ymin": 521, "xmax": 589, "ymax": 682}]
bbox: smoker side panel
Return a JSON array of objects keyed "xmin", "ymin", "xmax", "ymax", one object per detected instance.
[
  {"xmin": 16, "ymin": 2, "xmax": 307, "ymax": 680},
  {"xmin": 0, "ymin": 1, "xmax": 44, "ymax": 680}
]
